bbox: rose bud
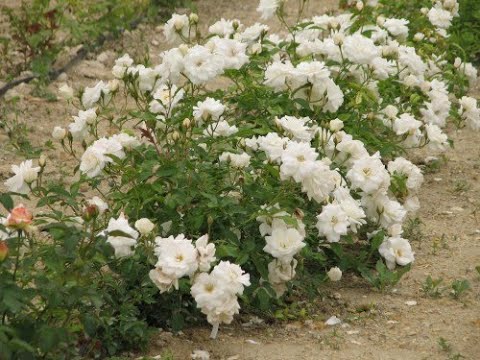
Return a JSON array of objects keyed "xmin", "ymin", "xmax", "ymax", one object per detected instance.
[
  {"xmin": 135, "ymin": 218, "xmax": 155, "ymax": 236},
  {"xmin": 0, "ymin": 241, "xmax": 8, "ymax": 262},
  {"xmin": 83, "ymin": 204, "xmax": 99, "ymax": 221}
]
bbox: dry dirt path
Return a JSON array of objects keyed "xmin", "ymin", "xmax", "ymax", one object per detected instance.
[{"xmin": 0, "ymin": 1, "xmax": 479, "ymax": 359}]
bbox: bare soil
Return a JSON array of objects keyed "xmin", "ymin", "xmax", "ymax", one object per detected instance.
[{"xmin": 1, "ymin": 1, "xmax": 479, "ymax": 359}]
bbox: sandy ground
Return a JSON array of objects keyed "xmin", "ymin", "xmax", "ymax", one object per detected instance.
[{"xmin": 1, "ymin": 1, "xmax": 479, "ymax": 359}]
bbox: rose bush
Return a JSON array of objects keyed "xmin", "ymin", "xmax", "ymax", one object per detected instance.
[{"xmin": 1, "ymin": 0, "xmax": 479, "ymax": 357}]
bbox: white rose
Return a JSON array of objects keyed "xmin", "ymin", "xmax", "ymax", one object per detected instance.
[
  {"xmin": 383, "ymin": 105, "xmax": 399, "ymax": 119},
  {"xmin": 79, "ymin": 147, "xmax": 106, "ymax": 178},
  {"xmin": 135, "ymin": 218, "xmax": 155, "ymax": 235},
  {"xmin": 329, "ymin": 118, "xmax": 344, "ymax": 132},
  {"xmin": 413, "ymin": 32, "xmax": 425, "ymax": 42}
]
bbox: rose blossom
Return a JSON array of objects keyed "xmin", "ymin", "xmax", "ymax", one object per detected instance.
[{"xmin": 6, "ymin": 204, "xmax": 33, "ymax": 230}]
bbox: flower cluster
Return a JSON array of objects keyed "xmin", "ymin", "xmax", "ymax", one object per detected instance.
[
  {"xmin": 149, "ymin": 233, "xmax": 249, "ymax": 337},
  {"xmin": 191, "ymin": 261, "xmax": 250, "ymax": 338}
]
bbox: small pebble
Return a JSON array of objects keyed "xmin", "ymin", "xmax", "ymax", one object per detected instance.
[
  {"xmin": 191, "ymin": 350, "xmax": 210, "ymax": 360},
  {"xmin": 57, "ymin": 72, "xmax": 68, "ymax": 81}
]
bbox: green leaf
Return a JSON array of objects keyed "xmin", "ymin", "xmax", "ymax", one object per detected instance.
[
  {"xmin": 2, "ymin": 287, "xmax": 26, "ymax": 313},
  {"xmin": 217, "ymin": 244, "xmax": 239, "ymax": 258},
  {"xmin": 370, "ymin": 230, "xmax": 385, "ymax": 253},
  {"xmin": 171, "ymin": 312, "xmax": 184, "ymax": 332},
  {"xmin": 0, "ymin": 194, "xmax": 14, "ymax": 211},
  {"xmin": 9, "ymin": 338, "xmax": 36, "ymax": 354},
  {"xmin": 38, "ymin": 327, "xmax": 67, "ymax": 353},
  {"xmin": 256, "ymin": 287, "xmax": 273, "ymax": 311},
  {"xmin": 82, "ymin": 314, "xmax": 97, "ymax": 337}
]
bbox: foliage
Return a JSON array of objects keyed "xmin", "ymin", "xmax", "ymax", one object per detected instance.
[
  {"xmin": 0, "ymin": 0, "xmax": 186, "ymax": 82},
  {"xmin": 450, "ymin": 279, "xmax": 470, "ymax": 299},
  {"xmin": 450, "ymin": 0, "xmax": 480, "ymax": 65},
  {"xmin": 421, "ymin": 275, "xmax": 444, "ymax": 298}
]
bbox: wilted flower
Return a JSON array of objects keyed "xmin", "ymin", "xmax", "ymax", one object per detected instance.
[
  {"xmin": 268, "ymin": 258, "xmax": 297, "ymax": 297},
  {"xmin": 327, "ymin": 267, "xmax": 342, "ymax": 281},
  {"xmin": 58, "ymin": 83, "xmax": 74, "ymax": 100},
  {"xmin": 149, "ymin": 268, "xmax": 179, "ymax": 293}
]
